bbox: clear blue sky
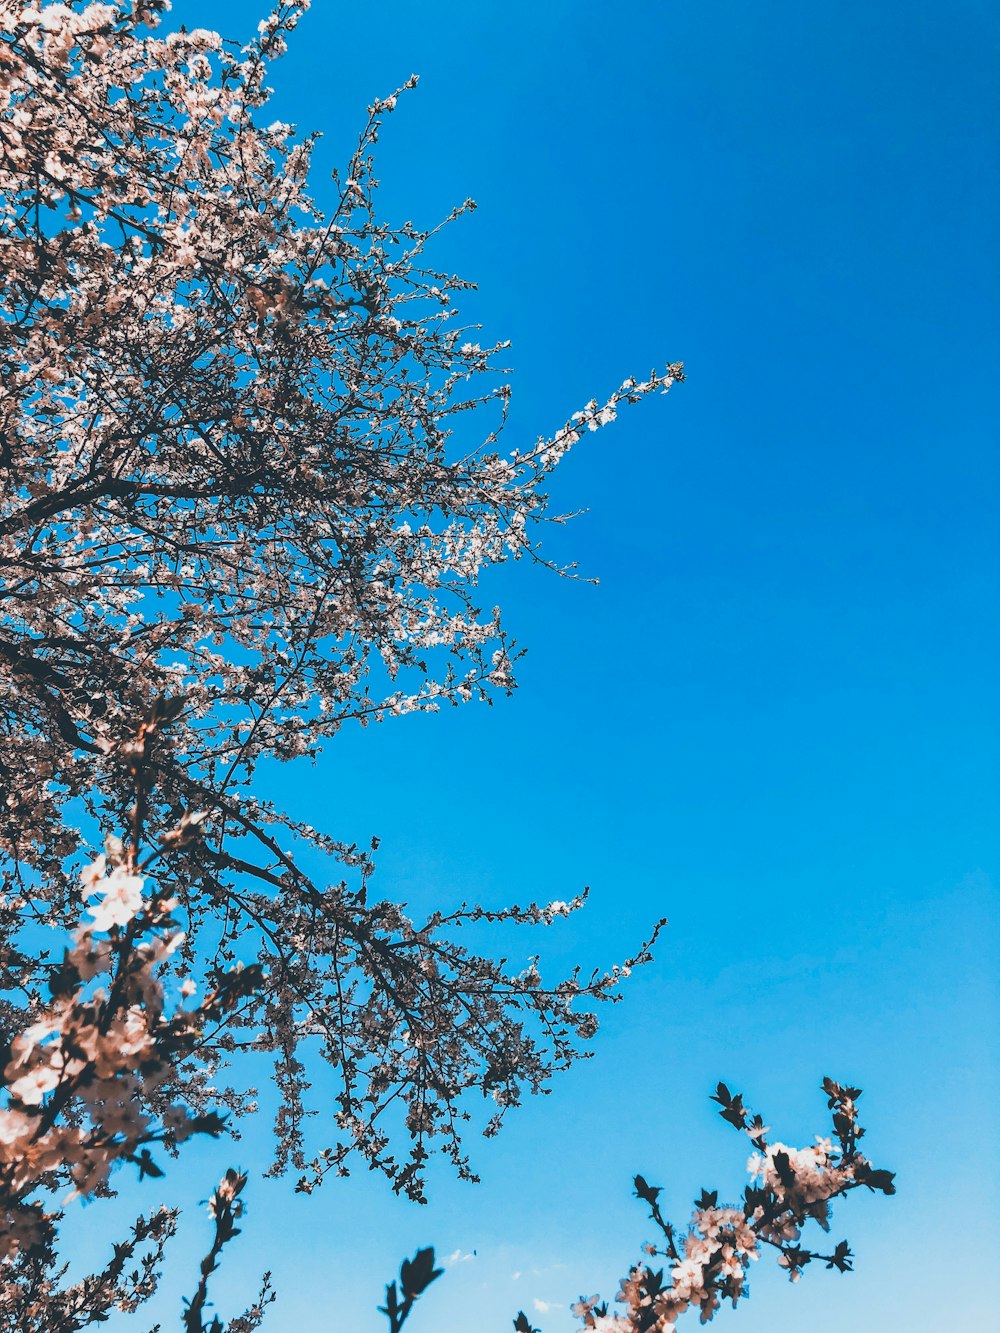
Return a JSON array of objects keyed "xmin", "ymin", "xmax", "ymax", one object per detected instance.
[{"xmin": 85, "ymin": 3, "xmax": 997, "ymax": 1329}]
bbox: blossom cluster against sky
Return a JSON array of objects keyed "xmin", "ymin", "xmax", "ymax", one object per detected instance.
[{"xmin": 71, "ymin": 2, "xmax": 996, "ymax": 1329}]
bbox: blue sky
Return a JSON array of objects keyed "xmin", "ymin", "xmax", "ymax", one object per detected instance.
[{"xmin": 87, "ymin": 2, "xmax": 997, "ymax": 1329}]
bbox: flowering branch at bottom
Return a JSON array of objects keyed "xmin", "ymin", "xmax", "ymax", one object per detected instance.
[{"xmin": 515, "ymin": 1079, "xmax": 894, "ymax": 1333}]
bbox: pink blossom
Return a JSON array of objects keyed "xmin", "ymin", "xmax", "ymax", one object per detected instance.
[{"xmin": 87, "ymin": 868, "xmax": 145, "ymax": 931}]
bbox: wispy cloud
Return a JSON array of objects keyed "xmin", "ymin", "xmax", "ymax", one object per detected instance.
[{"xmin": 444, "ymin": 1248, "xmax": 476, "ymax": 1267}]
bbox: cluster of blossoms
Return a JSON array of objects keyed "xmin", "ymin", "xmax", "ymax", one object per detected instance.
[
  {"xmin": 549, "ymin": 1081, "xmax": 894, "ymax": 1333},
  {"xmin": 0, "ymin": 831, "xmax": 260, "ymax": 1258}
]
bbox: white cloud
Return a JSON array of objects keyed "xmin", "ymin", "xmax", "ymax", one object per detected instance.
[{"xmin": 444, "ymin": 1248, "xmax": 476, "ymax": 1267}]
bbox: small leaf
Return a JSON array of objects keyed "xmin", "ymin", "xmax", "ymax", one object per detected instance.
[
  {"xmin": 633, "ymin": 1173, "xmax": 661, "ymax": 1205},
  {"xmin": 773, "ymin": 1150, "xmax": 797, "ymax": 1190},
  {"xmin": 133, "ymin": 1149, "xmax": 164, "ymax": 1180},
  {"xmin": 827, "ymin": 1240, "xmax": 854, "ymax": 1272},
  {"xmin": 48, "ymin": 951, "xmax": 81, "ymax": 998}
]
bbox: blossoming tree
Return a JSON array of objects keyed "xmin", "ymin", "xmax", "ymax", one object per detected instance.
[{"xmin": 0, "ymin": 1, "xmax": 893, "ymax": 1327}]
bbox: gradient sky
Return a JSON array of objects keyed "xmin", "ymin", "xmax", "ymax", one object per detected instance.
[{"xmin": 79, "ymin": 2, "xmax": 998, "ymax": 1330}]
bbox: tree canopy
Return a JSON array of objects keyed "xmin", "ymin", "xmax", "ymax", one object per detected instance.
[{"xmin": 0, "ymin": 3, "xmax": 891, "ymax": 1328}]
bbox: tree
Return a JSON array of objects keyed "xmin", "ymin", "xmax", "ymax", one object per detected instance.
[{"xmin": 0, "ymin": 2, "xmax": 892, "ymax": 1327}]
